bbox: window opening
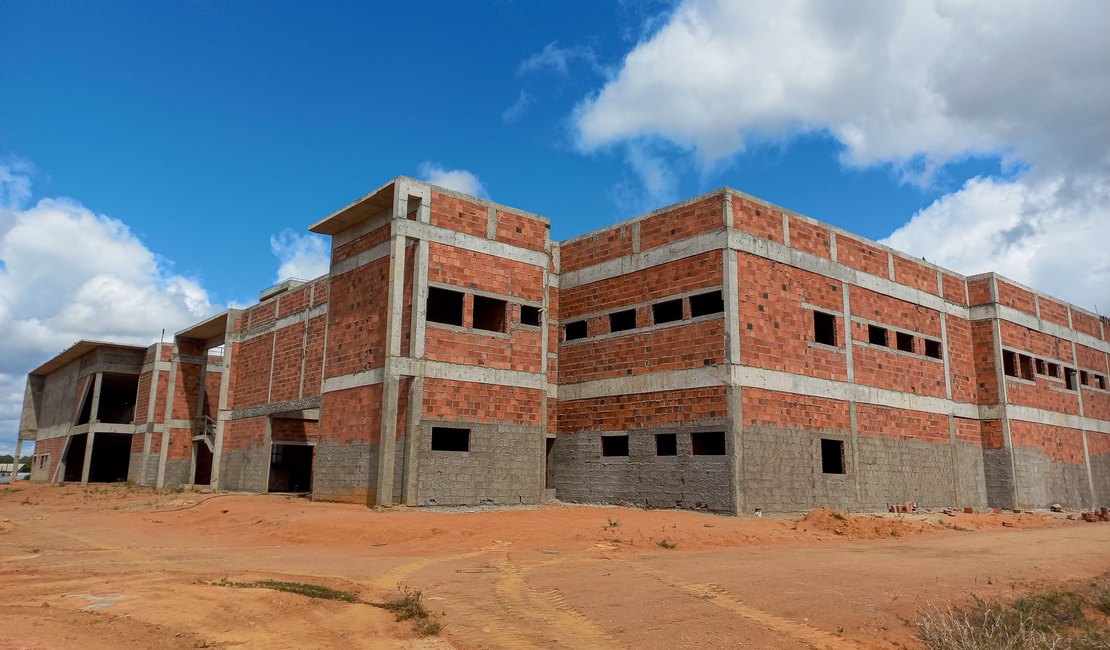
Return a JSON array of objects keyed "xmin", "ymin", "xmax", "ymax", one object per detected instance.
[
  {"xmin": 895, "ymin": 331, "xmax": 914, "ymax": 353},
  {"xmin": 1065, "ymin": 369, "xmax": 1077, "ymax": 391},
  {"xmin": 520, "ymin": 305, "xmax": 541, "ymax": 326},
  {"xmin": 821, "ymin": 439, "xmax": 845, "ymax": 474},
  {"xmin": 1019, "ymin": 355, "xmax": 1035, "ymax": 381},
  {"xmin": 431, "ymin": 427, "xmax": 470, "ymax": 452},
  {"xmin": 472, "ymin": 295, "xmax": 507, "ymax": 332},
  {"xmin": 924, "ymin": 339, "xmax": 942, "ymax": 359},
  {"xmin": 427, "ymin": 287, "xmax": 464, "ymax": 326},
  {"xmin": 655, "ymin": 433, "xmax": 677, "ymax": 456},
  {"xmin": 652, "ymin": 299, "xmax": 683, "ymax": 325},
  {"xmin": 689, "ymin": 291, "xmax": 724, "ymax": 317},
  {"xmin": 1003, "ymin": 351, "xmax": 1018, "ymax": 377},
  {"xmin": 813, "ymin": 311, "xmax": 837, "ymax": 346},
  {"xmin": 609, "ymin": 309, "xmax": 637, "ymax": 332},
  {"xmin": 691, "ymin": 431, "xmax": 726, "ymax": 455},
  {"xmin": 601, "ymin": 435, "xmax": 629, "ymax": 457},
  {"xmin": 868, "ymin": 325, "xmax": 888, "ymax": 347},
  {"xmin": 565, "ymin": 321, "xmax": 587, "ymax": 341}
]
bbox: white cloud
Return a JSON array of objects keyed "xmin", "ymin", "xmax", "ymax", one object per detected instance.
[
  {"xmin": 270, "ymin": 230, "xmax": 330, "ymax": 282},
  {"xmin": 0, "ymin": 165, "xmax": 218, "ymax": 452},
  {"xmin": 417, "ymin": 162, "xmax": 489, "ymax": 199},
  {"xmin": 502, "ymin": 90, "xmax": 533, "ymax": 123},
  {"xmin": 518, "ymin": 41, "xmax": 603, "ymax": 77},
  {"xmin": 575, "ymin": 1, "xmax": 1110, "ymax": 174},
  {"xmin": 574, "ymin": 0, "xmax": 1110, "ymax": 311},
  {"xmin": 883, "ymin": 175, "xmax": 1110, "ymax": 313}
]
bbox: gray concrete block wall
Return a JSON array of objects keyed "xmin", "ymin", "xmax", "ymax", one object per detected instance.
[
  {"xmin": 1091, "ymin": 454, "xmax": 1110, "ymax": 507},
  {"xmin": 219, "ymin": 447, "xmax": 268, "ymax": 493},
  {"xmin": 1012, "ymin": 448, "xmax": 1092, "ymax": 510},
  {"xmin": 553, "ymin": 427, "xmax": 732, "ymax": 512},
  {"xmin": 416, "ymin": 422, "xmax": 545, "ymax": 506},
  {"xmin": 162, "ymin": 459, "xmax": 191, "ymax": 489},
  {"xmin": 127, "ymin": 451, "xmax": 159, "ymax": 487},
  {"xmin": 954, "ymin": 442, "xmax": 989, "ymax": 509},
  {"xmin": 855, "ymin": 437, "xmax": 957, "ymax": 509},
  {"xmin": 981, "ymin": 448, "xmax": 1016, "ymax": 509},
  {"xmin": 313, "ymin": 440, "xmax": 376, "ymax": 503},
  {"xmin": 741, "ymin": 426, "xmax": 856, "ymax": 513}
]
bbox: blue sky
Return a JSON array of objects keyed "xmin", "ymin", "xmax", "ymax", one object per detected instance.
[{"xmin": 2, "ymin": 1, "xmax": 1109, "ymax": 454}]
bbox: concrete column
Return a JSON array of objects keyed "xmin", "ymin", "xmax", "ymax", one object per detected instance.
[
  {"xmin": 81, "ymin": 372, "xmax": 104, "ymax": 484},
  {"xmin": 375, "ymin": 233, "xmax": 408, "ymax": 506},
  {"xmin": 11, "ymin": 438, "xmax": 22, "ymax": 482},
  {"xmin": 211, "ymin": 313, "xmax": 240, "ymax": 491},
  {"xmin": 722, "ymin": 192, "xmax": 745, "ymax": 515},
  {"xmin": 157, "ymin": 344, "xmax": 180, "ymax": 489},
  {"xmin": 401, "ymin": 234, "xmax": 430, "ymax": 506}
]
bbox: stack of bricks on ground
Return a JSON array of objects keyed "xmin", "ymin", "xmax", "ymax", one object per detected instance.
[{"xmin": 16, "ymin": 176, "xmax": 1110, "ymax": 513}]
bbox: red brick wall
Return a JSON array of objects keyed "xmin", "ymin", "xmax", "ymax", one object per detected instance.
[
  {"xmin": 739, "ymin": 253, "xmax": 848, "ymax": 380},
  {"xmin": 560, "ymin": 319, "xmax": 725, "ymax": 383},
  {"xmin": 134, "ymin": 372, "xmax": 152, "ymax": 425},
  {"xmin": 892, "ymin": 255, "xmax": 939, "ymax": 296},
  {"xmin": 996, "ymin": 279, "xmax": 1036, "ymax": 316},
  {"xmin": 277, "ymin": 284, "xmax": 310, "ymax": 318},
  {"xmin": 560, "ymin": 387, "xmax": 728, "ymax": 433},
  {"xmin": 302, "ymin": 315, "xmax": 326, "ymax": 398},
  {"xmin": 426, "ymin": 325, "xmax": 543, "ymax": 373},
  {"xmin": 324, "ymin": 257, "xmax": 389, "ymax": 377},
  {"xmin": 852, "ymin": 345, "xmax": 947, "ymax": 398},
  {"xmin": 972, "ymin": 321, "xmax": 1000, "ymax": 404},
  {"xmin": 732, "ymin": 195, "xmax": 783, "ymax": 243},
  {"xmin": 33, "ymin": 436, "xmax": 66, "ymax": 481},
  {"xmin": 333, "ymin": 224, "xmax": 390, "ymax": 263},
  {"xmin": 1009, "ymin": 421, "xmax": 1087, "ymax": 464},
  {"xmin": 561, "ymin": 251, "xmax": 722, "ymax": 320},
  {"xmin": 1039, "ymin": 297, "xmax": 1070, "ymax": 328},
  {"xmin": 560, "ymin": 225, "xmax": 634, "ymax": 272},
  {"xmin": 223, "ymin": 416, "xmax": 267, "ymax": 452},
  {"xmin": 942, "ymin": 272, "xmax": 967, "ymax": 306},
  {"xmin": 271, "ymin": 418, "xmax": 319, "ymax": 443},
  {"xmin": 967, "ymin": 277, "xmax": 992, "ymax": 306},
  {"xmin": 640, "ymin": 195, "xmax": 722, "ymax": 251},
  {"xmin": 430, "ymin": 192, "xmax": 487, "ymax": 238},
  {"xmin": 788, "ymin": 216, "xmax": 831, "ymax": 259},
  {"xmin": 495, "ymin": 209, "xmax": 547, "ymax": 251},
  {"xmin": 850, "ymin": 286, "xmax": 943, "ymax": 337},
  {"xmin": 232, "ymin": 334, "xmax": 274, "ymax": 407},
  {"xmin": 945, "ymin": 315, "xmax": 977, "ymax": 403},
  {"xmin": 1073, "ymin": 310, "xmax": 1102, "ymax": 339},
  {"xmin": 741, "ymin": 388, "xmax": 851, "ymax": 431},
  {"xmin": 319, "ymin": 384, "xmax": 382, "ymax": 444},
  {"xmin": 837, "ymin": 236, "xmax": 888, "ymax": 278},
  {"xmin": 422, "ymin": 378, "xmax": 543, "ymax": 426},
  {"xmin": 980, "ymin": 419, "xmax": 1004, "ymax": 449},
  {"xmin": 857, "ymin": 404, "xmax": 949, "ymax": 444},
  {"xmin": 954, "ymin": 417, "xmax": 981, "ymax": 446},
  {"xmin": 269, "ymin": 325, "xmax": 303, "ymax": 402},
  {"xmin": 428, "ymin": 242, "xmax": 544, "ymax": 302}
]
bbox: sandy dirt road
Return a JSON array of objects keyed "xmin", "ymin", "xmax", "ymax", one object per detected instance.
[{"xmin": 1, "ymin": 483, "xmax": 1108, "ymax": 649}]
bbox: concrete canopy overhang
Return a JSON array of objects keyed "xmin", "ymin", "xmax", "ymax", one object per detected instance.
[
  {"xmin": 309, "ymin": 178, "xmax": 397, "ymax": 236},
  {"xmin": 176, "ymin": 309, "xmax": 236, "ymax": 344},
  {"xmin": 28, "ymin": 340, "xmax": 149, "ymax": 377}
]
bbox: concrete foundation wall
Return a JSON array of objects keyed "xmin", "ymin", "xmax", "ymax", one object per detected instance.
[
  {"xmin": 312, "ymin": 440, "xmax": 375, "ymax": 504},
  {"xmin": 127, "ymin": 449, "xmax": 159, "ymax": 486},
  {"xmin": 982, "ymin": 447, "xmax": 1017, "ymax": 509},
  {"xmin": 219, "ymin": 446, "xmax": 268, "ymax": 493},
  {"xmin": 162, "ymin": 458, "xmax": 191, "ymax": 489},
  {"xmin": 416, "ymin": 422, "xmax": 544, "ymax": 506},
  {"xmin": 741, "ymin": 425, "xmax": 856, "ymax": 514},
  {"xmin": 1012, "ymin": 447, "xmax": 1093, "ymax": 509},
  {"xmin": 1091, "ymin": 453, "xmax": 1110, "ymax": 506},
  {"xmin": 554, "ymin": 427, "xmax": 732, "ymax": 512}
]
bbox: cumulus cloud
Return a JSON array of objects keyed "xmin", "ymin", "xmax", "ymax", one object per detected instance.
[
  {"xmin": 270, "ymin": 230, "xmax": 330, "ymax": 282},
  {"xmin": 574, "ymin": 0, "xmax": 1110, "ymax": 311},
  {"xmin": 0, "ymin": 165, "xmax": 217, "ymax": 452},
  {"xmin": 417, "ymin": 162, "xmax": 489, "ymax": 198}
]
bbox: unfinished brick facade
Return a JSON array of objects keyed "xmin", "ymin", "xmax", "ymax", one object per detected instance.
[{"xmin": 17, "ymin": 178, "xmax": 1110, "ymax": 514}]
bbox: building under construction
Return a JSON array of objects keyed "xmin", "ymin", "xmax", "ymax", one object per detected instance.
[{"xmin": 17, "ymin": 177, "xmax": 1110, "ymax": 513}]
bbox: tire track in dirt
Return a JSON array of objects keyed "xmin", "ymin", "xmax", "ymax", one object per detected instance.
[
  {"xmin": 638, "ymin": 568, "xmax": 866, "ymax": 649},
  {"xmin": 368, "ymin": 539, "xmax": 511, "ymax": 590},
  {"xmin": 492, "ymin": 557, "xmax": 624, "ymax": 649}
]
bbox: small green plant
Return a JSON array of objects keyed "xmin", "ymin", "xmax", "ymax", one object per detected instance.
[
  {"xmin": 20, "ymin": 497, "xmax": 32, "ymax": 505},
  {"xmin": 657, "ymin": 538, "xmax": 676, "ymax": 549},
  {"xmin": 830, "ymin": 511, "xmax": 846, "ymax": 521},
  {"xmin": 214, "ymin": 578, "xmax": 358, "ymax": 602},
  {"xmin": 606, "ymin": 518, "xmax": 620, "ymax": 529},
  {"xmin": 373, "ymin": 585, "xmax": 441, "ymax": 636},
  {"xmin": 28, "ymin": 548, "xmax": 40, "ymax": 554}
]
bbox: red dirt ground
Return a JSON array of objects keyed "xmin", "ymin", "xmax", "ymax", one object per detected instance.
[{"xmin": 1, "ymin": 483, "xmax": 1108, "ymax": 649}]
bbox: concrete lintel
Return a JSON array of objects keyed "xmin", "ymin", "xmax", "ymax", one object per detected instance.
[
  {"xmin": 321, "ymin": 368, "xmax": 385, "ymax": 393},
  {"xmin": 329, "ymin": 239, "xmax": 392, "ymax": 278},
  {"xmin": 560, "ymin": 231, "xmax": 727, "ymax": 289},
  {"xmin": 559, "ymin": 366, "xmax": 729, "ymax": 402},
  {"xmin": 729, "ymin": 365, "xmax": 980, "ymax": 419},
  {"xmin": 91, "ymin": 423, "xmax": 137, "ymax": 434},
  {"xmin": 393, "ymin": 219, "xmax": 549, "ymax": 267},
  {"xmin": 139, "ymin": 360, "xmax": 173, "ymax": 374},
  {"xmin": 226, "ymin": 397, "xmax": 323, "ymax": 421},
  {"xmin": 971, "ymin": 303, "xmax": 1110, "ymax": 355},
  {"xmin": 391, "ymin": 357, "xmax": 546, "ymax": 391},
  {"xmin": 728, "ymin": 230, "xmax": 968, "ymax": 320},
  {"xmin": 330, "ymin": 207, "xmax": 391, "ymax": 249}
]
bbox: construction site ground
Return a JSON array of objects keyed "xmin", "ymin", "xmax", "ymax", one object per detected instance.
[{"xmin": 1, "ymin": 482, "xmax": 1108, "ymax": 649}]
